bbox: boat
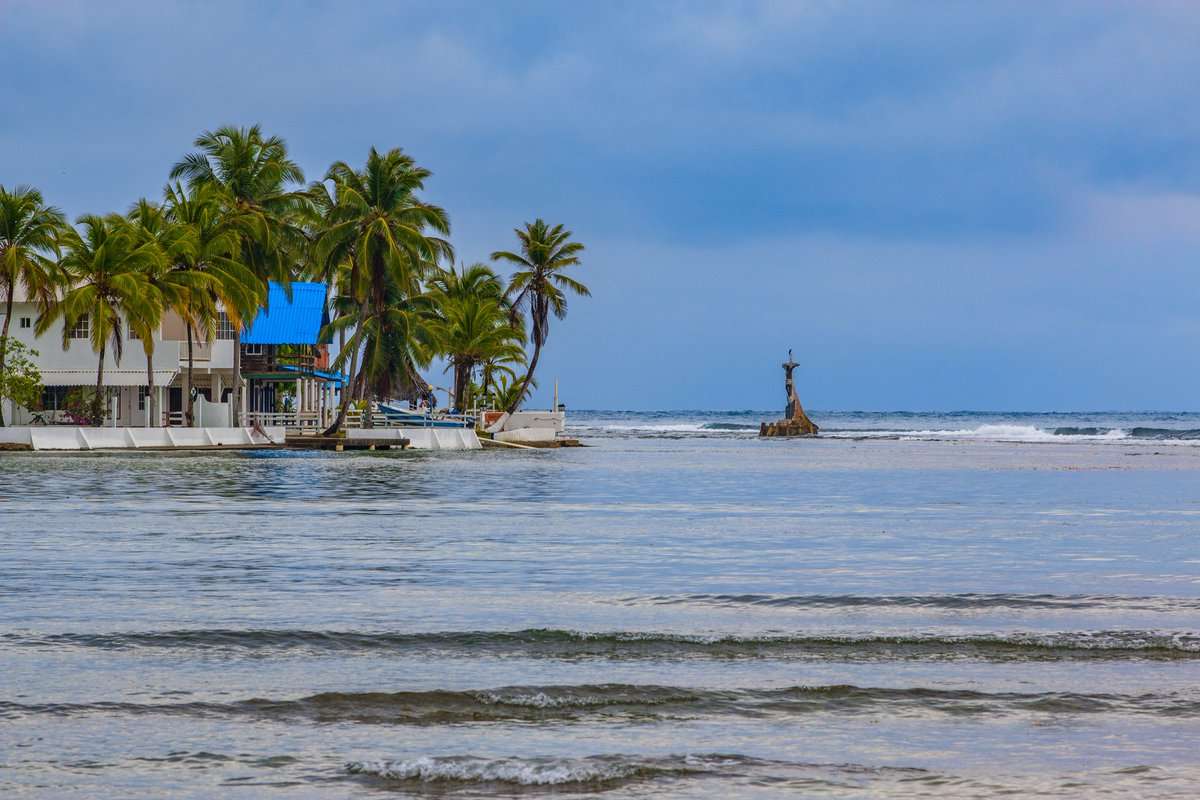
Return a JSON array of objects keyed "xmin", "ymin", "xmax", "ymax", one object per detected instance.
[{"xmin": 377, "ymin": 403, "xmax": 474, "ymax": 429}]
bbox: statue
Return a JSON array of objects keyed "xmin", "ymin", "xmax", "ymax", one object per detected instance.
[
  {"xmin": 782, "ymin": 349, "xmax": 802, "ymax": 419},
  {"xmin": 760, "ymin": 349, "xmax": 819, "ymax": 437}
]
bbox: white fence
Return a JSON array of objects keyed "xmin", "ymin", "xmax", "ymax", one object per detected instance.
[
  {"xmin": 344, "ymin": 410, "xmax": 473, "ymax": 429},
  {"xmin": 244, "ymin": 411, "xmax": 324, "ymax": 431}
]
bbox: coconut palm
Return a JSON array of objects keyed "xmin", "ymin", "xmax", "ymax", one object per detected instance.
[
  {"xmin": 491, "ymin": 219, "xmax": 588, "ymax": 413},
  {"xmin": 327, "ymin": 269, "xmax": 441, "ymax": 412},
  {"xmin": 0, "ymin": 185, "xmax": 65, "ymax": 425},
  {"xmin": 478, "ymin": 349, "xmax": 527, "ymax": 409},
  {"xmin": 426, "ymin": 262, "xmax": 507, "ymax": 304},
  {"xmin": 312, "ymin": 146, "xmax": 452, "ymax": 434},
  {"xmin": 428, "ymin": 264, "xmax": 524, "ymax": 411},
  {"xmin": 127, "ymin": 199, "xmax": 193, "ymax": 426},
  {"xmin": 36, "ymin": 215, "xmax": 164, "ymax": 423},
  {"xmin": 170, "ymin": 125, "xmax": 308, "ymax": 422},
  {"xmin": 161, "ymin": 183, "xmax": 261, "ymax": 425},
  {"xmin": 486, "ymin": 371, "xmax": 537, "ymax": 413}
]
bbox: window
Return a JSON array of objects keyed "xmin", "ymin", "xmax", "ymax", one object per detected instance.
[
  {"xmin": 138, "ymin": 386, "xmax": 148, "ymax": 411},
  {"xmin": 129, "ymin": 326, "xmax": 140, "ymax": 340},
  {"xmin": 69, "ymin": 315, "xmax": 89, "ymax": 339},
  {"xmin": 40, "ymin": 386, "xmax": 69, "ymax": 411},
  {"xmin": 216, "ymin": 312, "xmax": 237, "ymax": 340},
  {"xmin": 20, "ymin": 317, "xmax": 31, "ymax": 329},
  {"xmin": 243, "ymin": 344, "xmax": 265, "ymax": 356}
]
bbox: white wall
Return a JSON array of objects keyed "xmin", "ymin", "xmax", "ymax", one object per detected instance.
[{"xmin": 2, "ymin": 302, "xmax": 181, "ymax": 374}]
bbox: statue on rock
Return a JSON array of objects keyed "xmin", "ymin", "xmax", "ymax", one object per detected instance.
[{"xmin": 760, "ymin": 349, "xmax": 819, "ymax": 437}]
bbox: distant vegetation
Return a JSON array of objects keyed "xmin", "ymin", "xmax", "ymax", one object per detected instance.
[{"xmin": 0, "ymin": 125, "xmax": 590, "ymax": 428}]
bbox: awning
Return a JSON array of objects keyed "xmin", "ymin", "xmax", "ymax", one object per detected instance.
[
  {"xmin": 245, "ymin": 364, "xmax": 347, "ymax": 385},
  {"xmin": 40, "ymin": 369, "xmax": 180, "ymax": 387}
]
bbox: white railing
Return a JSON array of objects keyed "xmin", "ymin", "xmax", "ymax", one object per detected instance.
[
  {"xmin": 245, "ymin": 411, "xmax": 324, "ymax": 430},
  {"xmin": 342, "ymin": 407, "xmax": 473, "ymax": 429}
]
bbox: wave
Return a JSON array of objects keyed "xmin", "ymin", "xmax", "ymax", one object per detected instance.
[
  {"xmin": 1130, "ymin": 427, "xmax": 1200, "ymax": 440},
  {"xmin": 8, "ymin": 628, "xmax": 1200, "ymax": 661},
  {"xmin": 571, "ymin": 414, "xmax": 1200, "ymax": 443},
  {"xmin": 572, "ymin": 419, "xmax": 760, "ymax": 435},
  {"xmin": 815, "ymin": 424, "xmax": 1200, "ymax": 444},
  {"xmin": 346, "ymin": 753, "xmax": 775, "ymax": 788},
  {"xmin": 8, "ymin": 683, "xmax": 1200, "ymax": 725},
  {"xmin": 822, "ymin": 423, "xmax": 1129, "ymax": 443},
  {"xmin": 620, "ymin": 593, "xmax": 1200, "ymax": 611},
  {"xmin": 344, "ymin": 754, "xmax": 1200, "ymax": 794}
]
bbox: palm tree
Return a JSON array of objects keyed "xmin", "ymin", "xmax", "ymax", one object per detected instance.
[
  {"xmin": 487, "ymin": 371, "xmax": 537, "ymax": 413},
  {"xmin": 36, "ymin": 215, "xmax": 163, "ymax": 423},
  {"xmin": 427, "ymin": 261, "xmax": 507, "ymax": 303},
  {"xmin": 428, "ymin": 264, "xmax": 524, "ymax": 411},
  {"xmin": 0, "ymin": 185, "xmax": 65, "ymax": 425},
  {"xmin": 160, "ymin": 183, "xmax": 261, "ymax": 425},
  {"xmin": 478, "ymin": 349, "xmax": 528, "ymax": 409},
  {"xmin": 170, "ymin": 125, "xmax": 307, "ymax": 423},
  {"xmin": 327, "ymin": 267, "xmax": 441, "ymax": 413},
  {"xmin": 312, "ymin": 147, "xmax": 452, "ymax": 434},
  {"xmin": 127, "ymin": 199, "xmax": 192, "ymax": 426},
  {"xmin": 491, "ymin": 220, "xmax": 588, "ymax": 413}
]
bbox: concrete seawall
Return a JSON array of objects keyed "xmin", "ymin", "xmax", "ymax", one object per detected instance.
[
  {"xmin": 0, "ymin": 426, "xmax": 284, "ymax": 451},
  {"xmin": 346, "ymin": 427, "xmax": 481, "ymax": 450}
]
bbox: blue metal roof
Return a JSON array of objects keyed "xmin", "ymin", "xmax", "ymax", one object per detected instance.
[
  {"xmin": 242, "ymin": 281, "xmax": 329, "ymax": 345},
  {"xmin": 276, "ymin": 363, "xmax": 348, "ymax": 386}
]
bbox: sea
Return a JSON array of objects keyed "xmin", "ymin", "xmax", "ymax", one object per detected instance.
[{"xmin": 2, "ymin": 409, "xmax": 1200, "ymax": 798}]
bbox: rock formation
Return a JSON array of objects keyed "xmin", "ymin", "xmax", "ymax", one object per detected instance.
[{"xmin": 759, "ymin": 349, "xmax": 819, "ymax": 437}]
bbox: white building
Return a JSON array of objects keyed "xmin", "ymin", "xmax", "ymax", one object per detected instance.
[{"xmin": 2, "ymin": 281, "xmax": 342, "ymax": 429}]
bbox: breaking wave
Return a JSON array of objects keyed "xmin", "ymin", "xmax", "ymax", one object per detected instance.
[
  {"xmin": 11, "ymin": 683, "xmax": 1200, "ymax": 724},
  {"xmin": 343, "ymin": 754, "xmax": 1200, "ymax": 794},
  {"xmin": 8, "ymin": 627, "xmax": 1200, "ymax": 661},
  {"xmin": 823, "ymin": 424, "xmax": 1127, "ymax": 443},
  {"xmin": 346, "ymin": 753, "xmax": 773, "ymax": 788},
  {"xmin": 620, "ymin": 592, "xmax": 1200, "ymax": 611},
  {"xmin": 568, "ymin": 411, "xmax": 1200, "ymax": 444}
]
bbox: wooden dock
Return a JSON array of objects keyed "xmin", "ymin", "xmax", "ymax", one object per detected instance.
[{"xmin": 284, "ymin": 435, "xmax": 410, "ymax": 451}]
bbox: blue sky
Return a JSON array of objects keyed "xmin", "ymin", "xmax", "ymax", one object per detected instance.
[{"xmin": 3, "ymin": 1, "xmax": 1200, "ymax": 411}]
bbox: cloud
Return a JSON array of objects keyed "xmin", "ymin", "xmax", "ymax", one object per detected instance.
[{"xmin": 4, "ymin": 1, "xmax": 1200, "ymax": 408}]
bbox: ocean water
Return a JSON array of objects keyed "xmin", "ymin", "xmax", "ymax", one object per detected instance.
[{"xmin": 2, "ymin": 410, "xmax": 1200, "ymax": 798}]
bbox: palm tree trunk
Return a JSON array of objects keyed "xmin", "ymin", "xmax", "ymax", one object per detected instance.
[
  {"xmin": 321, "ymin": 321, "xmax": 362, "ymax": 434},
  {"xmin": 92, "ymin": 341, "xmax": 107, "ymax": 424},
  {"xmin": 360, "ymin": 364, "xmax": 374, "ymax": 429},
  {"xmin": 480, "ymin": 364, "xmax": 492, "ymax": 408},
  {"xmin": 0, "ymin": 287, "xmax": 14, "ymax": 427},
  {"xmin": 506, "ymin": 340, "xmax": 541, "ymax": 414},
  {"xmin": 185, "ymin": 322, "xmax": 195, "ymax": 427},
  {"xmin": 232, "ymin": 328, "xmax": 243, "ymax": 426},
  {"xmin": 145, "ymin": 346, "xmax": 156, "ymax": 428},
  {"xmin": 454, "ymin": 360, "xmax": 472, "ymax": 414}
]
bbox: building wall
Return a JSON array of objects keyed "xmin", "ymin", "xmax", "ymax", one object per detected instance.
[
  {"xmin": 2, "ymin": 302, "xmax": 188, "ymax": 425},
  {"xmin": 2, "ymin": 302, "xmax": 181, "ymax": 374}
]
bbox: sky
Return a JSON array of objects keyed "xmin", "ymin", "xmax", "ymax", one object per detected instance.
[{"xmin": 3, "ymin": 0, "xmax": 1200, "ymax": 411}]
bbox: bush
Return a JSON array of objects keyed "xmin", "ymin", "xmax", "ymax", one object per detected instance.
[{"xmin": 0, "ymin": 337, "xmax": 44, "ymax": 426}]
